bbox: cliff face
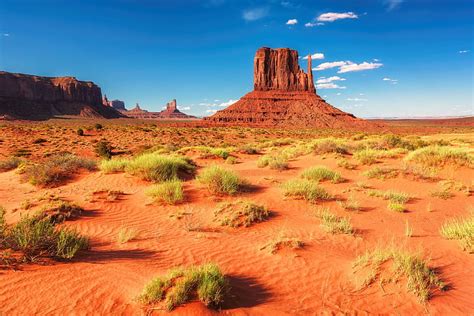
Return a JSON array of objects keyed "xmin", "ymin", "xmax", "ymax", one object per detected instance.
[
  {"xmin": 206, "ymin": 47, "xmax": 372, "ymax": 128},
  {"xmin": 0, "ymin": 71, "xmax": 122, "ymax": 119},
  {"xmin": 254, "ymin": 47, "xmax": 315, "ymax": 93}
]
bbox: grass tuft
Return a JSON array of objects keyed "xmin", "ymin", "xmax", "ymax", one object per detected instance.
[
  {"xmin": 405, "ymin": 146, "xmax": 473, "ymax": 168},
  {"xmin": 316, "ymin": 208, "xmax": 353, "ymax": 235},
  {"xmin": 214, "ymin": 200, "xmax": 269, "ymax": 227},
  {"xmin": 282, "ymin": 179, "xmax": 332, "ymax": 202},
  {"xmin": 145, "ymin": 180, "xmax": 184, "ymax": 205},
  {"xmin": 300, "ymin": 166, "xmax": 343, "ymax": 183},
  {"xmin": 440, "ymin": 214, "xmax": 473, "ymax": 253},
  {"xmin": 125, "ymin": 153, "xmax": 195, "ymax": 182},
  {"xmin": 197, "ymin": 165, "xmax": 244, "ymax": 195}
]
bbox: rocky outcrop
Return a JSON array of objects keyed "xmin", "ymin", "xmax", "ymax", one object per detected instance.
[
  {"xmin": 109, "ymin": 99, "xmax": 126, "ymax": 111},
  {"xmin": 121, "ymin": 100, "xmax": 196, "ymax": 119},
  {"xmin": 205, "ymin": 47, "xmax": 371, "ymax": 128},
  {"xmin": 0, "ymin": 71, "xmax": 122, "ymax": 119}
]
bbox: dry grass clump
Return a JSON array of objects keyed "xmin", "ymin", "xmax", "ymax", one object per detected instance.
[
  {"xmin": 260, "ymin": 235, "xmax": 304, "ymax": 254},
  {"xmin": 257, "ymin": 155, "xmax": 289, "ymax": 170},
  {"xmin": 179, "ymin": 146, "xmax": 231, "ymax": 159},
  {"xmin": 145, "ymin": 180, "xmax": 184, "ymax": 205},
  {"xmin": 139, "ymin": 263, "xmax": 228, "ymax": 311},
  {"xmin": 125, "ymin": 153, "xmax": 195, "ymax": 182},
  {"xmin": 316, "ymin": 208, "xmax": 353, "ymax": 235},
  {"xmin": 38, "ymin": 201, "xmax": 84, "ymax": 224},
  {"xmin": 0, "ymin": 157, "xmax": 23, "ymax": 172},
  {"xmin": 363, "ymin": 167, "xmax": 399, "ymax": 179},
  {"xmin": 300, "ymin": 166, "xmax": 343, "ymax": 183},
  {"xmin": 440, "ymin": 213, "xmax": 473, "ymax": 253},
  {"xmin": 368, "ymin": 189, "xmax": 411, "ymax": 204},
  {"xmin": 405, "ymin": 146, "xmax": 473, "ymax": 168},
  {"xmin": 99, "ymin": 158, "xmax": 130, "ymax": 173},
  {"xmin": 311, "ymin": 138, "xmax": 349, "ymax": 155},
  {"xmin": 281, "ymin": 179, "xmax": 332, "ymax": 202},
  {"xmin": 353, "ymin": 247, "xmax": 446, "ymax": 302},
  {"xmin": 353, "ymin": 149, "xmax": 380, "ymax": 165},
  {"xmin": 23, "ymin": 153, "xmax": 95, "ymax": 187},
  {"xmin": 338, "ymin": 195, "xmax": 361, "ymax": 212},
  {"xmin": 214, "ymin": 200, "xmax": 269, "ymax": 227},
  {"xmin": 337, "ymin": 158, "xmax": 357, "ymax": 170},
  {"xmin": 197, "ymin": 165, "xmax": 245, "ymax": 195},
  {"xmin": 117, "ymin": 226, "xmax": 139, "ymax": 244}
]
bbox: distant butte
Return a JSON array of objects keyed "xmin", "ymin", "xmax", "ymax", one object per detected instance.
[
  {"xmin": 119, "ymin": 99, "xmax": 197, "ymax": 119},
  {"xmin": 205, "ymin": 47, "xmax": 373, "ymax": 128}
]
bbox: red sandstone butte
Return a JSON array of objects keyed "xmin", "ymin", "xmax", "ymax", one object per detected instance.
[
  {"xmin": 206, "ymin": 47, "xmax": 373, "ymax": 128},
  {"xmin": 0, "ymin": 71, "xmax": 122, "ymax": 119},
  {"xmin": 121, "ymin": 99, "xmax": 196, "ymax": 119}
]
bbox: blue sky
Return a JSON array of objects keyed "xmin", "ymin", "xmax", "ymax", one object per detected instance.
[{"xmin": 1, "ymin": 0, "xmax": 472, "ymax": 118}]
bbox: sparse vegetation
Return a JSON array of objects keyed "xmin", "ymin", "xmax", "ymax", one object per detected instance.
[
  {"xmin": 117, "ymin": 226, "xmax": 139, "ymax": 244},
  {"xmin": 125, "ymin": 153, "xmax": 195, "ymax": 182},
  {"xmin": 145, "ymin": 180, "xmax": 184, "ymax": 205},
  {"xmin": 311, "ymin": 138, "xmax": 349, "ymax": 155},
  {"xmin": 94, "ymin": 140, "xmax": 113, "ymax": 159},
  {"xmin": 440, "ymin": 214, "xmax": 473, "ymax": 253},
  {"xmin": 354, "ymin": 148, "xmax": 379, "ymax": 165},
  {"xmin": 260, "ymin": 235, "xmax": 304, "ymax": 254},
  {"xmin": 197, "ymin": 165, "xmax": 244, "ymax": 195},
  {"xmin": 363, "ymin": 167, "xmax": 399, "ymax": 179},
  {"xmin": 139, "ymin": 263, "xmax": 228, "ymax": 310},
  {"xmin": 368, "ymin": 189, "xmax": 411, "ymax": 204},
  {"xmin": 214, "ymin": 200, "xmax": 269, "ymax": 227},
  {"xmin": 353, "ymin": 247, "xmax": 445, "ymax": 302},
  {"xmin": 99, "ymin": 158, "xmax": 130, "ymax": 173},
  {"xmin": 257, "ymin": 155, "xmax": 289, "ymax": 170},
  {"xmin": 338, "ymin": 195, "xmax": 361, "ymax": 211},
  {"xmin": 316, "ymin": 208, "xmax": 353, "ymax": 235},
  {"xmin": 0, "ymin": 157, "xmax": 23, "ymax": 172},
  {"xmin": 282, "ymin": 179, "xmax": 332, "ymax": 202},
  {"xmin": 405, "ymin": 146, "xmax": 473, "ymax": 168},
  {"xmin": 23, "ymin": 153, "xmax": 96, "ymax": 187},
  {"xmin": 300, "ymin": 166, "xmax": 343, "ymax": 183}
]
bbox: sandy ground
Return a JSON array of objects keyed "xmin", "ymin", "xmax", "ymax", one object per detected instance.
[{"xmin": 0, "ymin": 120, "xmax": 473, "ymax": 315}]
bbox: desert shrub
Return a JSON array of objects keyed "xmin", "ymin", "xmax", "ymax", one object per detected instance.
[
  {"xmin": 197, "ymin": 165, "xmax": 244, "ymax": 195},
  {"xmin": 0, "ymin": 157, "xmax": 22, "ymax": 172},
  {"xmin": 125, "ymin": 153, "xmax": 195, "ymax": 182},
  {"xmin": 387, "ymin": 202, "xmax": 406, "ymax": 213},
  {"xmin": 238, "ymin": 144, "xmax": 259, "ymax": 154},
  {"xmin": 139, "ymin": 263, "xmax": 228, "ymax": 310},
  {"xmin": 99, "ymin": 158, "xmax": 130, "ymax": 173},
  {"xmin": 316, "ymin": 208, "xmax": 353, "ymax": 235},
  {"xmin": 260, "ymin": 235, "xmax": 304, "ymax": 254},
  {"xmin": 24, "ymin": 153, "xmax": 96, "ymax": 187},
  {"xmin": 281, "ymin": 179, "xmax": 331, "ymax": 202},
  {"xmin": 39, "ymin": 201, "xmax": 84, "ymax": 224},
  {"xmin": 117, "ymin": 226, "xmax": 139, "ymax": 244},
  {"xmin": 33, "ymin": 138, "xmax": 47, "ymax": 144},
  {"xmin": 214, "ymin": 200, "xmax": 269, "ymax": 227},
  {"xmin": 76, "ymin": 128, "xmax": 84, "ymax": 136},
  {"xmin": 225, "ymin": 156, "xmax": 237, "ymax": 165},
  {"xmin": 10, "ymin": 216, "xmax": 58, "ymax": 259},
  {"xmin": 368, "ymin": 189, "xmax": 410, "ymax": 204},
  {"xmin": 94, "ymin": 123, "xmax": 103, "ymax": 130},
  {"xmin": 405, "ymin": 146, "xmax": 473, "ymax": 168},
  {"xmin": 300, "ymin": 166, "xmax": 343, "ymax": 183},
  {"xmin": 353, "ymin": 247, "xmax": 445, "ymax": 302},
  {"xmin": 338, "ymin": 195, "xmax": 361, "ymax": 211},
  {"xmin": 55, "ymin": 228, "xmax": 89, "ymax": 259},
  {"xmin": 337, "ymin": 158, "xmax": 357, "ymax": 170},
  {"xmin": 363, "ymin": 167, "xmax": 399, "ymax": 179},
  {"xmin": 0, "ymin": 206, "xmax": 6, "ymax": 242},
  {"xmin": 440, "ymin": 214, "xmax": 473, "ymax": 253},
  {"xmin": 354, "ymin": 149, "xmax": 379, "ymax": 165},
  {"xmin": 257, "ymin": 155, "xmax": 288, "ymax": 170},
  {"xmin": 94, "ymin": 140, "xmax": 113, "ymax": 159},
  {"xmin": 179, "ymin": 146, "xmax": 230, "ymax": 159},
  {"xmin": 145, "ymin": 180, "xmax": 184, "ymax": 205},
  {"xmin": 311, "ymin": 138, "xmax": 349, "ymax": 155}
]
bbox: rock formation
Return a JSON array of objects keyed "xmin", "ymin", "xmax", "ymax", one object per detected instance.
[
  {"xmin": 205, "ymin": 47, "xmax": 371, "ymax": 128},
  {"xmin": 121, "ymin": 99, "xmax": 196, "ymax": 119},
  {"xmin": 0, "ymin": 71, "xmax": 122, "ymax": 119}
]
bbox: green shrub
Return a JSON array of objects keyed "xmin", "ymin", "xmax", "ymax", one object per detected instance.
[
  {"xmin": 300, "ymin": 166, "xmax": 343, "ymax": 183},
  {"xmin": 145, "ymin": 180, "xmax": 184, "ymax": 205},
  {"xmin": 257, "ymin": 155, "xmax": 288, "ymax": 170},
  {"xmin": 405, "ymin": 146, "xmax": 473, "ymax": 168},
  {"xmin": 311, "ymin": 138, "xmax": 349, "ymax": 154},
  {"xmin": 99, "ymin": 158, "xmax": 130, "ymax": 173},
  {"xmin": 9, "ymin": 216, "xmax": 57, "ymax": 259},
  {"xmin": 281, "ymin": 179, "xmax": 331, "ymax": 202},
  {"xmin": 316, "ymin": 208, "xmax": 353, "ymax": 235},
  {"xmin": 363, "ymin": 167, "xmax": 399, "ymax": 179},
  {"xmin": 94, "ymin": 123, "xmax": 103, "ymax": 130},
  {"xmin": 0, "ymin": 157, "xmax": 22, "ymax": 172},
  {"xmin": 197, "ymin": 165, "xmax": 243, "ymax": 195},
  {"xmin": 354, "ymin": 149, "xmax": 379, "ymax": 165},
  {"xmin": 76, "ymin": 128, "xmax": 84, "ymax": 136},
  {"xmin": 125, "ymin": 153, "xmax": 195, "ymax": 182},
  {"xmin": 24, "ymin": 153, "xmax": 96, "ymax": 187},
  {"xmin": 139, "ymin": 263, "xmax": 228, "ymax": 310},
  {"xmin": 55, "ymin": 228, "xmax": 89, "ymax": 259},
  {"xmin": 225, "ymin": 156, "xmax": 237, "ymax": 164},
  {"xmin": 368, "ymin": 189, "xmax": 410, "ymax": 204},
  {"xmin": 387, "ymin": 202, "xmax": 406, "ymax": 213},
  {"xmin": 214, "ymin": 200, "xmax": 269, "ymax": 227},
  {"xmin": 94, "ymin": 140, "xmax": 113, "ymax": 159},
  {"xmin": 440, "ymin": 215, "xmax": 473, "ymax": 253}
]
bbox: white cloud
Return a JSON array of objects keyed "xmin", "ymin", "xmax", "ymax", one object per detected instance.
[
  {"xmin": 317, "ymin": 12, "xmax": 358, "ymax": 22},
  {"xmin": 385, "ymin": 0, "xmax": 403, "ymax": 11},
  {"xmin": 336, "ymin": 92, "xmax": 342, "ymax": 96},
  {"xmin": 316, "ymin": 76, "xmax": 346, "ymax": 84},
  {"xmin": 459, "ymin": 50, "xmax": 470, "ymax": 54},
  {"xmin": 180, "ymin": 106, "xmax": 191, "ymax": 111},
  {"xmin": 338, "ymin": 61, "xmax": 383, "ymax": 73},
  {"xmin": 286, "ymin": 19, "xmax": 298, "ymax": 25},
  {"xmin": 303, "ymin": 52, "xmax": 325, "ymax": 60},
  {"xmin": 316, "ymin": 83, "xmax": 346, "ymax": 89},
  {"xmin": 383, "ymin": 77, "xmax": 398, "ymax": 84},
  {"xmin": 218, "ymin": 99, "xmax": 238, "ymax": 107},
  {"xmin": 206, "ymin": 109, "xmax": 218, "ymax": 113},
  {"xmin": 304, "ymin": 22, "xmax": 324, "ymax": 27},
  {"xmin": 314, "ymin": 61, "xmax": 349, "ymax": 71},
  {"xmin": 2, "ymin": 33, "xmax": 9, "ymax": 37},
  {"xmin": 347, "ymin": 97, "xmax": 368, "ymax": 102},
  {"xmin": 243, "ymin": 7, "xmax": 269, "ymax": 21}
]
